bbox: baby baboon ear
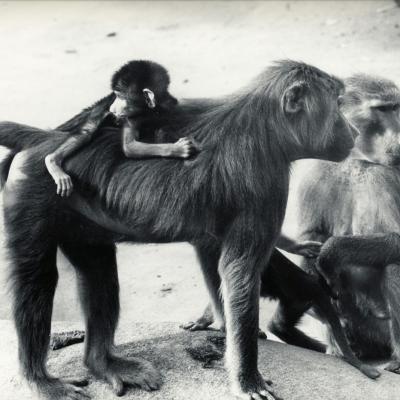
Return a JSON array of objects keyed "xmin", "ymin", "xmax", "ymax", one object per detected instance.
[
  {"xmin": 283, "ymin": 81, "xmax": 307, "ymax": 114},
  {"xmin": 143, "ymin": 88, "xmax": 156, "ymax": 109}
]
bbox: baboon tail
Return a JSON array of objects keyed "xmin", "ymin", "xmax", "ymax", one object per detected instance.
[
  {"xmin": 0, "ymin": 121, "xmax": 59, "ymax": 190},
  {"xmin": 0, "ymin": 121, "xmax": 52, "ymax": 151},
  {"xmin": 0, "ymin": 151, "xmax": 16, "ymax": 189}
]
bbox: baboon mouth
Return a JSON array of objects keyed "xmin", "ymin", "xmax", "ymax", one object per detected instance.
[{"xmin": 113, "ymin": 115, "xmax": 127, "ymax": 125}]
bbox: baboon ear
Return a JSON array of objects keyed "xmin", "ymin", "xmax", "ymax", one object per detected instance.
[
  {"xmin": 283, "ymin": 81, "xmax": 306, "ymax": 114},
  {"xmin": 143, "ymin": 88, "xmax": 156, "ymax": 109}
]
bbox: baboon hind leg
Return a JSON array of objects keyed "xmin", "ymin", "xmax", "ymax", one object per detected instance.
[
  {"xmin": 268, "ymin": 301, "xmax": 327, "ymax": 353},
  {"xmin": 184, "ymin": 244, "xmax": 225, "ymax": 330},
  {"xmin": 60, "ymin": 240, "xmax": 162, "ymax": 396},
  {"xmin": 4, "ymin": 161, "xmax": 88, "ymax": 400}
]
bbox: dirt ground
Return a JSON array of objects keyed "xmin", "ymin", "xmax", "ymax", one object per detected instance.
[{"xmin": 0, "ymin": 0, "xmax": 400, "ymax": 359}]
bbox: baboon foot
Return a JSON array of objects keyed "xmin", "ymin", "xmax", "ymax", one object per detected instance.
[
  {"xmin": 181, "ymin": 320, "xmax": 267, "ymax": 339},
  {"xmin": 87, "ymin": 355, "xmax": 162, "ymax": 396},
  {"xmin": 233, "ymin": 371, "xmax": 281, "ymax": 400},
  {"xmin": 385, "ymin": 360, "xmax": 400, "ymax": 374},
  {"xmin": 359, "ymin": 364, "xmax": 381, "ymax": 379},
  {"xmin": 37, "ymin": 377, "xmax": 90, "ymax": 400},
  {"xmin": 258, "ymin": 328, "xmax": 268, "ymax": 340},
  {"xmin": 180, "ymin": 318, "xmax": 213, "ymax": 332},
  {"xmin": 50, "ymin": 330, "xmax": 86, "ymax": 350}
]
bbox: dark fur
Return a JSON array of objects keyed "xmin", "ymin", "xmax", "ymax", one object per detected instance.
[
  {"xmin": 0, "ymin": 60, "xmax": 354, "ymax": 400},
  {"xmin": 186, "ymin": 249, "xmax": 380, "ymax": 378},
  {"xmin": 316, "ymin": 234, "xmax": 400, "ymax": 366}
]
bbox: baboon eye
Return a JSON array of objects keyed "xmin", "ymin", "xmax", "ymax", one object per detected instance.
[{"xmin": 374, "ymin": 104, "xmax": 398, "ymax": 112}]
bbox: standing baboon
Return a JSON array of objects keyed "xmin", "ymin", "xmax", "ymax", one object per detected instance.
[
  {"xmin": 0, "ymin": 61, "xmax": 355, "ymax": 400},
  {"xmin": 183, "ymin": 248, "xmax": 381, "ymax": 379}
]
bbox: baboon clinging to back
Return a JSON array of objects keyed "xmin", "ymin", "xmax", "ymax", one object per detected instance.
[
  {"xmin": 0, "ymin": 60, "xmax": 355, "ymax": 400},
  {"xmin": 45, "ymin": 59, "xmax": 196, "ymax": 197}
]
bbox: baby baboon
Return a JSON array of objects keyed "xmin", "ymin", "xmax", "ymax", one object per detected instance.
[{"xmin": 45, "ymin": 60, "xmax": 196, "ymax": 196}]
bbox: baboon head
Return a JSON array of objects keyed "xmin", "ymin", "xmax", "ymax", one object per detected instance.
[
  {"xmin": 261, "ymin": 61, "xmax": 356, "ymax": 162},
  {"xmin": 342, "ymin": 75, "xmax": 400, "ymax": 166},
  {"xmin": 109, "ymin": 60, "xmax": 178, "ymax": 119}
]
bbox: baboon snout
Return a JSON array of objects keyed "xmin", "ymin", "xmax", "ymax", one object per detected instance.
[{"xmin": 110, "ymin": 97, "xmax": 127, "ymax": 117}]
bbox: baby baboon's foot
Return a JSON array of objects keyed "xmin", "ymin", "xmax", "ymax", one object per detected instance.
[
  {"xmin": 359, "ymin": 364, "xmax": 381, "ymax": 379},
  {"xmin": 37, "ymin": 377, "xmax": 90, "ymax": 400},
  {"xmin": 233, "ymin": 372, "xmax": 281, "ymax": 400},
  {"xmin": 88, "ymin": 355, "xmax": 162, "ymax": 396},
  {"xmin": 181, "ymin": 318, "xmax": 213, "ymax": 332},
  {"xmin": 385, "ymin": 360, "xmax": 400, "ymax": 374}
]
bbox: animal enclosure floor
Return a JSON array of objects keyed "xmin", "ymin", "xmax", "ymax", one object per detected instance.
[{"xmin": 1, "ymin": 320, "xmax": 399, "ymax": 400}]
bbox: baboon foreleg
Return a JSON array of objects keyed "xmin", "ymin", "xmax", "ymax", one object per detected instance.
[
  {"xmin": 60, "ymin": 241, "xmax": 162, "ymax": 396},
  {"xmin": 218, "ymin": 227, "xmax": 277, "ymax": 400}
]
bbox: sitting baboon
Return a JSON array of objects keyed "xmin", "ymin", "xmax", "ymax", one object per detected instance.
[
  {"xmin": 184, "ymin": 248, "xmax": 381, "ymax": 378},
  {"xmin": 289, "ymin": 74, "xmax": 400, "ymax": 368},
  {"xmin": 316, "ymin": 233, "xmax": 400, "ymax": 372},
  {"xmin": 0, "ymin": 61, "xmax": 355, "ymax": 400}
]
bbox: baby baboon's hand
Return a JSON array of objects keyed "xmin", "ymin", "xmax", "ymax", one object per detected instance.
[
  {"xmin": 172, "ymin": 137, "xmax": 199, "ymax": 159},
  {"xmin": 54, "ymin": 172, "xmax": 73, "ymax": 197},
  {"xmin": 45, "ymin": 155, "xmax": 74, "ymax": 197}
]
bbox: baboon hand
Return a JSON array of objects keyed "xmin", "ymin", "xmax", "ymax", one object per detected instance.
[
  {"xmin": 385, "ymin": 360, "xmax": 400, "ymax": 374},
  {"xmin": 172, "ymin": 137, "xmax": 199, "ymax": 158},
  {"xmin": 54, "ymin": 172, "xmax": 74, "ymax": 197},
  {"xmin": 45, "ymin": 155, "xmax": 74, "ymax": 197},
  {"xmin": 359, "ymin": 364, "xmax": 381, "ymax": 379},
  {"xmin": 293, "ymin": 240, "xmax": 322, "ymax": 258}
]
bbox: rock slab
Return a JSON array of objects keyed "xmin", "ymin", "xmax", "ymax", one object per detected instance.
[{"xmin": 1, "ymin": 320, "xmax": 399, "ymax": 400}]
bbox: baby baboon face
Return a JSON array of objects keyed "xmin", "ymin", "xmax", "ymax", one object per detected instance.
[{"xmin": 109, "ymin": 60, "xmax": 178, "ymax": 119}]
